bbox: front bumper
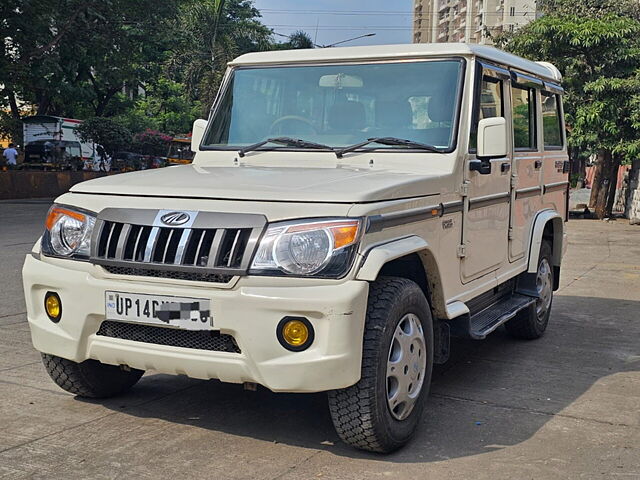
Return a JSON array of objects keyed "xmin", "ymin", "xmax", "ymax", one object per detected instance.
[{"xmin": 22, "ymin": 253, "xmax": 369, "ymax": 393}]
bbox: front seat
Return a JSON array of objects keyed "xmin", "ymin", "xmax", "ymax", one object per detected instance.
[
  {"xmin": 425, "ymin": 94, "xmax": 455, "ymax": 147},
  {"xmin": 328, "ymin": 100, "xmax": 366, "ymax": 133}
]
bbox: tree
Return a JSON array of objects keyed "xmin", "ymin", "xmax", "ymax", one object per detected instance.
[
  {"xmin": 116, "ymin": 79, "xmax": 203, "ymax": 135},
  {"xmin": 499, "ymin": 11, "xmax": 640, "ymax": 218},
  {"xmin": 1, "ymin": 0, "xmax": 179, "ymax": 119},
  {"xmin": 166, "ymin": 0, "xmax": 272, "ymax": 113},
  {"xmin": 274, "ymin": 30, "xmax": 315, "ymax": 50},
  {"xmin": 76, "ymin": 117, "xmax": 132, "ymax": 156},
  {"xmin": 131, "ymin": 129, "xmax": 173, "ymax": 156}
]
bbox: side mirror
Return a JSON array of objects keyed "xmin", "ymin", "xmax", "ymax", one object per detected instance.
[
  {"xmin": 190, "ymin": 119, "xmax": 208, "ymax": 153},
  {"xmin": 477, "ymin": 117, "xmax": 507, "ymax": 159},
  {"xmin": 470, "ymin": 117, "xmax": 507, "ymax": 175}
]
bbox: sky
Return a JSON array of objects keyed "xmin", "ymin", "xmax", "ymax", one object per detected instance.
[{"xmin": 252, "ymin": 0, "xmax": 414, "ymax": 47}]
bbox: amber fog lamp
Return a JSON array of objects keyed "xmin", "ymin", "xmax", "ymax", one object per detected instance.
[
  {"xmin": 277, "ymin": 317, "xmax": 314, "ymax": 351},
  {"xmin": 44, "ymin": 292, "xmax": 62, "ymax": 323}
]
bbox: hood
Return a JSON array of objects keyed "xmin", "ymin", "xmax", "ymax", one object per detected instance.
[{"xmin": 70, "ymin": 164, "xmax": 441, "ymax": 203}]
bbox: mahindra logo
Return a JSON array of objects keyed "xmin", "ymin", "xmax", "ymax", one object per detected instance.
[{"xmin": 160, "ymin": 211, "xmax": 190, "ymax": 226}]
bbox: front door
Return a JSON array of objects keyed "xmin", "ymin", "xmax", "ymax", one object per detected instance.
[{"xmin": 461, "ymin": 63, "xmax": 512, "ymax": 283}]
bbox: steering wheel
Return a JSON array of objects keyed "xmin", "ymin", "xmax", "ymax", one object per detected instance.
[{"xmin": 268, "ymin": 115, "xmax": 318, "ymax": 136}]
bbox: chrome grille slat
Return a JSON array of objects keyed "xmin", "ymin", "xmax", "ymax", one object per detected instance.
[
  {"xmin": 207, "ymin": 230, "xmax": 225, "ymax": 268},
  {"xmin": 174, "ymin": 229, "xmax": 192, "ymax": 265},
  {"xmin": 115, "ymin": 224, "xmax": 131, "ymax": 260},
  {"xmin": 227, "ymin": 230, "xmax": 242, "ymax": 267},
  {"xmin": 131, "ymin": 226, "xmax": 144, "ymax": 261},
  {"xmin": 143, "ymin": 227, "xmax": 160, "ymax": 263},
  {"xmin": 90, "ymin": 209, "xmax": 266, "ymax": 282}
]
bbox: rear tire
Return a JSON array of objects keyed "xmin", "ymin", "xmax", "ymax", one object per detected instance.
[
  {"xmin": 506, "ymin": 240, "xmax": 554, "ymax": 340},
  {"xmin": 41, "ymin": 353, "xmax": 144, "ymax": 398},
  {"xmin": 328, "ymin": 277, "xmax": 434, "ymax": 453}
]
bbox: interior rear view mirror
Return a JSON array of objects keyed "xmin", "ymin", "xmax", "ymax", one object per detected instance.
[
  {"xmin": 191, "ymin": 119, "xmax": 208, "ymax": 152},
  {"xmin": 319, "ymin": 74, "xmax": 363, "ymax": 88}
]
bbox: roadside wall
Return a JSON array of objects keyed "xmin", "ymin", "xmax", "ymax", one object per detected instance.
[{"xmin": 0, "ymin": 171, "xmax": 112, "ymax": 200}]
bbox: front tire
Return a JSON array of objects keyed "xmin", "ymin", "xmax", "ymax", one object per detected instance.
[
  {"xmin": 328, "ymin": 277, "xmax": 434, "ymax": 453},
  {"xmin": 41, "ymin": 354, "xmax": 144, "ymax": 398},
  {"xmin": 506, "ymin": 240, "xmax": 554, "ymax": 339}
]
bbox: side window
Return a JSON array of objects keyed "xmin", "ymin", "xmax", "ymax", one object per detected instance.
[
  {"xmin": 470, "ymin": 74, "xmax": 503, "ymax": 151},
  {"xmin": 511, "ymin": 85, "xmax": 537, "ymax": 150},
  {"xmin": 542, "ymin": 92, "xmax": 563, "ymax": 149}
]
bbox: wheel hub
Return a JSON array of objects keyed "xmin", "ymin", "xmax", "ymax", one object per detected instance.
[
  {"xmin": 386, "ymin": 313, "xmax": 427, "ymax": 421},
  {"xmin": 536, "ymin": 258, "xmax": 553, "ymax": 322}
]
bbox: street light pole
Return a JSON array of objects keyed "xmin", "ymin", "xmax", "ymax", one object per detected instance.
[{"xmin": 322, "ymin": 33, "xmax": 376, "ymax": 48}]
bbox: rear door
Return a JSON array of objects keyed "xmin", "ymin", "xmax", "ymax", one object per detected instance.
[{"xmin": 508, "ymin": 72, "xmax": 544, "ymax": 261}]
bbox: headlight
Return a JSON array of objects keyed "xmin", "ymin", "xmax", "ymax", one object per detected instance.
[
  {"xmin": 42, "ymin": 205, "xmax": 96, "ymax": 259},
  {"xmin": 250, "ymin": 218, "xmax": 362, "ymax": 278}
]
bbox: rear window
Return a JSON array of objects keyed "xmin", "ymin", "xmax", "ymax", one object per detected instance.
[{"xmin": 542, "ymin": 92, "xmax": 563, "ymax": 149}]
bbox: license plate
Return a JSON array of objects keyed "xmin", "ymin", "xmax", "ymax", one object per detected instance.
[{"xmin": 105, "ymin": 291, "xmax": 213, "ymax": 330}]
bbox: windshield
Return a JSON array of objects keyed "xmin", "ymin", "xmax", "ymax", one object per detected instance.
[{"xmin": 203, "ymin": 59, "xmax": 464, "ymax": 152}]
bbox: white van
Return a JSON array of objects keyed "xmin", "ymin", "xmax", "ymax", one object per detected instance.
[{"xmin": 23, "ymin": 44, "xmax": 568, "ymax": 452}]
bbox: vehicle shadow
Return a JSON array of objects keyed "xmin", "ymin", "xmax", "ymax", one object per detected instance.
[{"xmin": 88, "ymin": 294, "xmax": 639, "ymax": 463}]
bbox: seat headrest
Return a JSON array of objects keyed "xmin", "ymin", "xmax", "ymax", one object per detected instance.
[
  {"xmin": 428, "ymin": 94, "xmax": 455, "ymax": 123},
  {"xmin": 375, "ymin": 100, "xmax": 413, "ymax": 129},
  {"xmin": 328, "ymin": 100, "xmax": 366, "ymax": 131}
]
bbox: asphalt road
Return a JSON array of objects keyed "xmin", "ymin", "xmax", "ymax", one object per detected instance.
[{"xmin": 1, "ymin": 199, "xmax": 638, "ymax": 479}]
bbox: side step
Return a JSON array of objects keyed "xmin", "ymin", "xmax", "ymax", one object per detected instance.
[{"xmin": 450, "ymin": 294, "xmax": 536, "ymax": 340}]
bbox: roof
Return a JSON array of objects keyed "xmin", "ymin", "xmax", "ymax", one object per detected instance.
[{"xmin": 230, "ymin": 43, "xmax": 561, "ymax": 83}]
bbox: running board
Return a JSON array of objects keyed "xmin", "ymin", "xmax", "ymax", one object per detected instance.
[{"xmin": 449, "ymin": 294, "xmax": 537, "ymax": 340}]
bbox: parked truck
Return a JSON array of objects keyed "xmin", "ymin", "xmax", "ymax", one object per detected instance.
[
  {"xmin": 22, "ymin": 115, "xmax": 97, "ymax": 170},
  {"xmin": 23, "ymin": 44, "xmax": 569, "ymax": 453}
]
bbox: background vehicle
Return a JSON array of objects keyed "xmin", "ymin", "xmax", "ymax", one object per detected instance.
[
  {"xmin": 22, "ymin": 116, "xmax": 98, "ymax": 170},
  {"xmin": 22, "ymin": 44, "xmax": 568, "ymax": 454},
  {"xmin": 166, "ymin": 136, "xmax": 195, "ymax": 165},
  {"xmin": 22, "ymin": 139, "xmax": 84, "ymax": 170}
]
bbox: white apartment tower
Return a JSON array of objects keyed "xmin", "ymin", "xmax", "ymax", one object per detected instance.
[{"xmin": 413, "ymin": 0, "xmax": 538, "ymax": 44}]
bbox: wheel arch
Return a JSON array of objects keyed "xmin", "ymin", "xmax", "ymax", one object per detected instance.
[
  {"xmin": 356, "ymin": 236, "xmax": 447, "ymax": 317},
  {"xmin": 527, "ymin": 210, "xmax": 564, "ymax": 288}
]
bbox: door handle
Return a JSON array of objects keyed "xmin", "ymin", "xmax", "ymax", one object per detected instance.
[
  {"xmin": 534, "ymin": 160, "xmax": 542, "ymax": 170},
  {"xmin": 501, "ymin": 163, "xmax": 511, "ymax": 173}
]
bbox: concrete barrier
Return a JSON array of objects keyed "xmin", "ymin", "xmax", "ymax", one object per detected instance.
[{"xmin": 0, "ymin": 171, "xmax": 113, "ymax": 200}]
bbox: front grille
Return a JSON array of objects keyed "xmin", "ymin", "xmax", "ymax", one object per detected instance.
[
  {"xmin": 89, "ymin": 209, "xmax": 266, "ymax": 278},
  {"xmin": 102, "ymin": 265, "xmax": 233, "ymax": 284},
  {"xmin": 97, "ymin": 320, "xmax": 241, "ymax": 353}
]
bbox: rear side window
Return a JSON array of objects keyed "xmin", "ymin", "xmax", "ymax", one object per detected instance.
[
  {"xmin": 512, "ymin": 85, "xmax": 537, "ymax": 150},
  {"xmin": 542, "ymin": 92, "xmax": 563, "ymax": 149},
  {"xmin": 470, "ymin": 75, "xmax": 503, "ymax": 151}
]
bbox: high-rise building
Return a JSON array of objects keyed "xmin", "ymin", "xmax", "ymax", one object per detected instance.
[{"xmin": 413, "ymin": 0, "xmax": 538, "ymax": 45}]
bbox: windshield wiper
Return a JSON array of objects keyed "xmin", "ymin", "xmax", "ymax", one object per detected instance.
[
  {"xmin": 238, "ymin": 137, "xmax": 334, "ymax": 157},
  {"xmin": 335, "ymin": 137, "xmax": 442, "ymax": 158}
]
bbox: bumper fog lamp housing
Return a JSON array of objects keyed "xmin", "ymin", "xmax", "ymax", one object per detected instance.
[
  {"xmin": 277, "ymin": 317, "xmax": 314, "ymax": 351},
  {"xmin": 44, "ymin": 292, "xmax": 62, "ymax": 323}
]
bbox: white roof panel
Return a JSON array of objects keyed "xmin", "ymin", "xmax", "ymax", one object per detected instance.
[{"xmin": 230, "ymin": 43, "xmax": 561, "ymax": 83}]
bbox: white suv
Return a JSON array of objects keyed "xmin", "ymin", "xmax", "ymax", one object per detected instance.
[{"xmin": 23, "ymin": 43, "xmax": 569, "ymax": 453}]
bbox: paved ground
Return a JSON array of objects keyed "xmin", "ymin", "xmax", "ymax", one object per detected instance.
[{"xmin": 0, "ymin": 199, "xmax": 638, "ymax": 479}]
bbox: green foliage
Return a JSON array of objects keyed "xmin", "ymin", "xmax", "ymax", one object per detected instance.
[
  {"xmin": 116, "ymin": 79, "xmax": 203, "ymax": 135},
  {"xmin": 0, "ymin": 113, "xmax": 24, "ymax": 146},
  {"xmin": 131, "ymin": 130, "xmax": 173, "ymax": 156},
  {"xmin": 166, "ymin": 0, "xmax": 273, "ymax": 113},
  {"xmin": 76, "ymin": 117, "xmax": 133, "ymax": 156},
  {"xmin": 274, "ymin": 31, "xmax": 315, "ymax": 50},
  {"xmin": 500, "ymin": 12, "xmax": 640, "ymax": 162}
]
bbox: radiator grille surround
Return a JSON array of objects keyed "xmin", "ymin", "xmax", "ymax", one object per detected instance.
[{"xmin": 90, "ymin": 209, "xmax": 266, "ymax": 280}]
